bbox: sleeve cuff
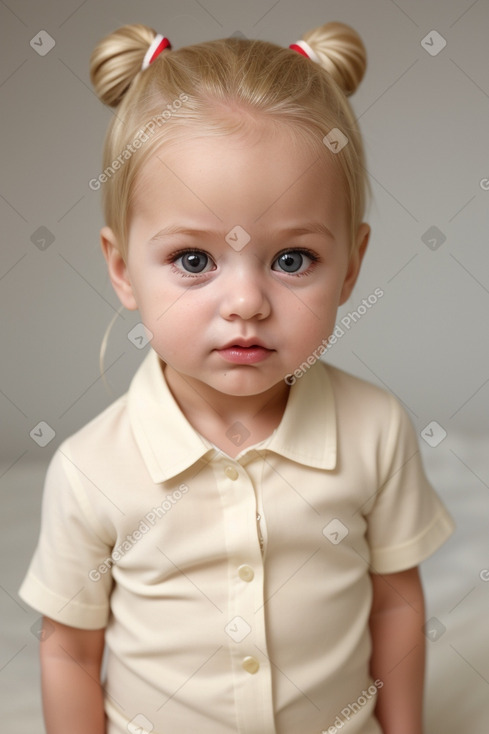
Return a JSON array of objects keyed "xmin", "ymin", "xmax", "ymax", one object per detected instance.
[
  {"xmin": 18, "ymin": 573, "xmax": 109, "ymax": 629},
  {"xmin": 369, "ymin": 509, "xmax": 456, "ymax": 574}
]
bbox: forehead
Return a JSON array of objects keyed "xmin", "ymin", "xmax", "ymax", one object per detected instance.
[{"xmin": 129, "ymin": 125, "xmax": 347, "ymax": 233}]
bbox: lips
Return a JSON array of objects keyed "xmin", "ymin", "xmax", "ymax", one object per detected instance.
[
  {"xmin": 219, "ymin": 338, "xmax": 268, "ymax": 350},
  {"xmin": 216, "ymin": 339, "xmax": 273, "ymax": 365}
]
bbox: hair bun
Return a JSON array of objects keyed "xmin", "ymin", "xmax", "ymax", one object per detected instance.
[
  {"xmin": 90, "ymin": 24, "xmax": 157, "ymax": 107},
  {"xmin": 302, "ymin": 21, "xmax": 367, "ymax": 95}
]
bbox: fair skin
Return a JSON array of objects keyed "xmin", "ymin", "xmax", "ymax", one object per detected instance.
[
  {"xmin": 42, "ymin": 124, "xmax": 425, "ymax": 733},
  {"xmin": 105, "ymin": 125, "xmax": 368, "ymax": 456}
]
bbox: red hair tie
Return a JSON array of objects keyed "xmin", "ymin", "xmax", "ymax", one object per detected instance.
[
  {"xmin": 141, "ymin": 33, "xmax": 171, "ymax": 70},
  {"xmin": 289, "ymin": 40, "xmax": 320, "ymax": 64}
]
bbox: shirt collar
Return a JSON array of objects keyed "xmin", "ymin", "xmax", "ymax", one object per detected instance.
[
  {"xmin": 128, "ymin": 349, "xmax": 337, "ymax": 483},
  {"xmin": 256, "ymin": 359, "xmax": 337, "ymax": 470},
  {"xmin": 127, "ymin": 350, "xmax": 213, "ymax": 483}
]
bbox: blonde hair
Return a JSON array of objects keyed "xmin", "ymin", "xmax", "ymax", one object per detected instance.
[
  {"xmin": 90, "ymin": 22, "xmax": 370, "ymax": 384},
  {"xmin": 90, "ymin": 22, "xmax": 369, "ymax": 261}
]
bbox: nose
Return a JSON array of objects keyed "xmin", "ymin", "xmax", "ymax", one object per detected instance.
[{"xmin": 219, "ymin": 266, "xmax": 271, "ymax": 321}]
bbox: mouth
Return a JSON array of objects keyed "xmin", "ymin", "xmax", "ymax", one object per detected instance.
[
  {"xmin": 216, "ymin": 339, "xmax": 273, "ymax": 365},
  {"xmin": 219, "ymin": 338, "xmax": 269, "ymax": 350}
]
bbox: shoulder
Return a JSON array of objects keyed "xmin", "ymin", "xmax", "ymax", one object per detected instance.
[
  {"xmin": 44, "ymin": 391, "xmax": 132, "ymax": 499},
  {"xmin": 54, "ymin": 353, "xmax": 154, "ymax": 468},
  {"xmin": 60, "ymin": 391, "xmax": 131, "ymax": 459},
  {"xmin": 41, "ymin": 387, "xmax": 145, "ymax": 540},
  {"xmin": 317, "ymin": 361, "xmax": 415, "ymax": 451},
  {"xmin": 47, "ymin": 375, "xmax": 145, "ymax": 505},
  {"xmin": 320, "ymin": 361, "xmax": 397, "ymax": 415}
]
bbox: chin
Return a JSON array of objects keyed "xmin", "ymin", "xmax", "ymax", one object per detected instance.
[{"xmin": 209, "ymin": 374, "xmax": 283, "ymax": 398}]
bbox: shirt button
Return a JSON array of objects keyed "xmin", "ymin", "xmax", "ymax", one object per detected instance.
[
  {"xmin": 225, "ymin": 466, "xmax": 239, "ymax": 480},
  {"xmin": 238, "ymin": 564, "xmax": 254, "ymax": 582},
  {"xmin": 242, "ymin": 656, "xmax": 260, "ymax": 674}
]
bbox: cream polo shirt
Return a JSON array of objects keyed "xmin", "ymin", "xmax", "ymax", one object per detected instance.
[{"xmin": 19, "ymin": 349, "xmax": 454, "ymax": 734}]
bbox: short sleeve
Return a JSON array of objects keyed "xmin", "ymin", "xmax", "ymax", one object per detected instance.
[
  {"xmin": 366, "ymin": 395, "xmax": 455, "ymax": 574},
  {"xmin": 18, "ymin": 442, "xmax": 114, "ymax": 629}
]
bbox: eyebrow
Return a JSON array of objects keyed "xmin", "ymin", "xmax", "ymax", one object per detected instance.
[{"xmin": 148, "ymin": 221, "xmax": 335, "ymax": 242}]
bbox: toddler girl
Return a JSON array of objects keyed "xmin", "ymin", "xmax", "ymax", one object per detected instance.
[{"xmin": 19, "ymin": 20, "xmax": 454, "ymax": 734}]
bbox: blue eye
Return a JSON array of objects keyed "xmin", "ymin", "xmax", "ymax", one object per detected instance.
[
  {"xmin": 173, "ymin": 250, "xmax": 214, "ymax": 274},
  {"xmin": 272, "ymin": 250, "xmax": 316, "ymax": 274}
]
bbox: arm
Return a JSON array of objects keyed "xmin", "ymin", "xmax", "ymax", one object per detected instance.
[
  {"xmin": 369, "ymin": 566, "xmax": 426, "ymax": 734},
  {"xmin": 40, "ymin": 616, "xmax": 106, "ymax": 734}
]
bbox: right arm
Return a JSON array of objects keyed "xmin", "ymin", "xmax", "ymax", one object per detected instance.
[{"xmin": 40, "ymin": 617, "xmax": 106, "ymax": 734}]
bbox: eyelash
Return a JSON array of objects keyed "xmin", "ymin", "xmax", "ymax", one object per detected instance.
[
  {"xmin": 168, "ymin": 248, "xmax": 216, "ymax": 279},
  {"xmin": 274, "ymin": 247, "xmax": 320, "ymax": 277},
  {"xmin": 168, "ymin": 247, "xmax": 320, "ymax": 278}
]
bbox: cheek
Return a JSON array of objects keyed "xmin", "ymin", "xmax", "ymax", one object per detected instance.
[
  {"xmin": 292, "ymin": 286, "xmax": 344, "ymax": 347},
  {"xmin": 142, "ymin": 290, "xmax": 210, "ymax": 338},
  {"xmin": 287, "ymin": 300, "xmax": 338, "ymax": 352},
  {"xmin": 298, "ymin": 277, "xmax": 344, "ymax": 320}
]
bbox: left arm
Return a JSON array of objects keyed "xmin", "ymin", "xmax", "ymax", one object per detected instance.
[{"xmin": 369, "ymin": 566, "xmax": 426, "ymax": 734}]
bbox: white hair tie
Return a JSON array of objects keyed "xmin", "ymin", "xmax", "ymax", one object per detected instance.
[
  {"xmin": 141, "ymin": 33, "xmax": 171, "ymax": 71},
  {"xmin": 289, "ymin": 39, "xmax": 320, "ymax": 64}
]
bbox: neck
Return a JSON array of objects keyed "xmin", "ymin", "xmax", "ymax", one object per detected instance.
[{"xmin": 161, "ymin": 364, "xmax": 290, "ymax": 457}]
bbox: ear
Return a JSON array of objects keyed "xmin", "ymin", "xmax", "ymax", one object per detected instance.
[
  {"xmin": 100, "ymin": 226, "xmax": 138, "ymax": 311},
  {"xmin": 339, "ymin": 223, "xmax": 370, "ymax": 305}
]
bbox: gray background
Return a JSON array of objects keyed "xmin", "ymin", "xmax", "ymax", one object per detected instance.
[{"xmin": 1, "ymin": 0, "xmax": 488, "ymax": 732}]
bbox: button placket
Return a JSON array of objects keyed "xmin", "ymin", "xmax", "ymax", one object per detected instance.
[
  {"xmin": 216, "ymin": 456, "xmax": 276, "ymax": 733},
  {"xmin": 256, "ymin": 512, "xmax": 265, "ymax": 553}
]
